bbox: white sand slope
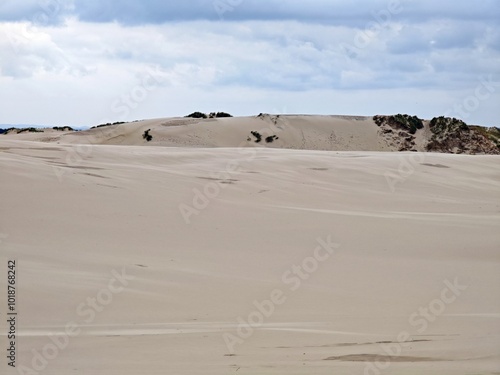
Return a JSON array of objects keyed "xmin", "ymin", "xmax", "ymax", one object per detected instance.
[{"xmin": 0, "ymin": 139, "xmax": 499, "ymax": 374}]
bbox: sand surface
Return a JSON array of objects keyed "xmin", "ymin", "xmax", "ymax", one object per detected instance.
[{"xmin": 0, "ymin": 133, "xmax": 499, "ymax": 374}]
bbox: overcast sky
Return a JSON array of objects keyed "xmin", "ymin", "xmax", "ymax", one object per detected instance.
[{"xmin": 1, "ymin": 0, "xmax": 499, "ymax": 127}]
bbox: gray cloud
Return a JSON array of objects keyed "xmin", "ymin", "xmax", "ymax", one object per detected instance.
[
  {"xmin": 0, "ymin": 1, "xmax": 499, "ymax": 126},
  {"xmin": 1, "ymin": 0, "xmax": 498, "ymax": 25},
  {"xmin": 0, "ymin": 0, "xmax": 73, "ymax": 25}
]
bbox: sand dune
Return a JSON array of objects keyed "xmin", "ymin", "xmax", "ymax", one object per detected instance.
[
  {"xmin": 6, "ymin": 114, "xmax": 498, "ymax": 155},
  {"xmin": 5, "ymin": 115, "xmax": 394, "ymax": 150},
  {"xmin": 0, "ymin": 126, "xmax": 499, "ymax": 374}
]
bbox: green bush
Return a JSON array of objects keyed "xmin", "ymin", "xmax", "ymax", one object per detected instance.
[
  {"xmin": 373, "ymin": 114, "xmax": 423, "ymax": 134},
  {"xmin": 392, "ymin": 114, "xmax": 424, "ymax": 134},
  {"xmin": 429, "ymin": 117, "xmax": 469, "ymax": 134}
]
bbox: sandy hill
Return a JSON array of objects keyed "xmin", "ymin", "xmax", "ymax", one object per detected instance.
[{"xmin": 3, "ymin": 114, "xmax": 499, "ymax": 154}]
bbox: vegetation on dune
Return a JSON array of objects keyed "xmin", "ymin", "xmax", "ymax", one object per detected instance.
[
  {"xmin": 250, "ymin": 131, "xmax": 262, "ymax": 143},
  {"xmin": 209, "ymin": 112, "xmax": 232, "ymax": 118},
  {"xmin": 247, "ymin": 131, "xmax": 279, "ymax": 144},
  {"xmin": 6, "ymin": 127, "xmax": 43, "ymax": 134},
  {"xmin": 374, "ymin": 114, "xmax": 499, "ymax": 153},
  {"xmin": 142, "ymin": 129, "xmax": 153, "ymax": 142},
  {"xmin": 427, "ymin": 117, "xmax": 500, "ymax": 154},
  {"xmin": 1, "ymin": 126, "xmax": 78, "ymax": 134},
  {"xmin": 393, "ymin": 114, "xmax": 424, "ymax": 134},
  {"xmin": 185, "ymin": 111, "xmax": 208, "ymax": 119},
  {"xmin": 266, "ymin": 135, "xmax": 279, "ymax": 143},
  {"xmin": 374, "ymin": 114, "xmax": 424, "ymax": 135},
  {"xmin": 429, "ymin": 116, "xmax": 469, "ymax": 134},
  {"xmin": 90, "ymin": 121, "xmax": 126, "ymax": 129},
  {"xmin": 185, "ymin": 111, "xmax": 233, "ymax": 119},
  {"xmin": 470, "ymin": 126, "xmax": 500, "ymax": 149}
]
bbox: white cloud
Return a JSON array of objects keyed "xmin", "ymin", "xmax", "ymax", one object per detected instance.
[{"xmin": 0, "ymin": 2, "xmax": 499, "ymax": 127}]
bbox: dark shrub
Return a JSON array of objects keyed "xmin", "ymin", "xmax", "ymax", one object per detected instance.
[
  {"xmin": 17, "ymin": 127, "xmax": 42, "ymax": 134},
  {"xmin": 142, "ymin": 129, "xmax": 152, "ymax": 142},
  {"xmin": 392, "ymin": 114, "xmax": 424, "ymax": 134},
  {"xmin": 374, "ymin": 114, "xmax": 423, "ymax": 134},
  {"xmin": 215, "ymin": 112, "xmax": 232, "ymax": 118},
  {"xmin": 470, "ymin": 125, "xmax": 500, "ymax": 150},
  {"xmin": 429, "ymin": 117, "xmax": 469, "ymax": 134},
  {"xmin": 91, "ymin": 121, "xmax": 125, "ymax": 129},
  {"xmin": 250, "ymin": 131, "xmax": 262, "ymax": 143},
  {"xmin": 185, "ymin": 112, "xmax": 208, "ymax": 119},
  {"xmin": 373, "ymin": 115, "xmax": 384, "ymax": 126},
  {"xmin": 2, "ymin": 127, "xmax": 16, "ymax": 135}
]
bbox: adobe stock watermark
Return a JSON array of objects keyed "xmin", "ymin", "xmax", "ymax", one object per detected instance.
[
  {"xmin": 223, "ymin": 235, "xmax": 340, "ymax": 354},
  {"xmin": 179, "ymin": 114, "xmax": 287, "ymax": 224},
  {"xmin": 340, "ymin": 0, "xmax": 403, "ymax": 60},
  {"xmin": 53, "ymin": 65, "xmax": 167, "ymax": 183},
  {"xmin": 384, "ymin": 152, "xmax": 426, "ymax": 193},
  {"xmin": 445, "ymin": 75, "xmax": 500, "ymax": 120},
  {"xmin": 364, "ymin": 277, "xmax": 468, "ymax": 375},
  {"xmin": 213, "ymin": 0, "xmax": 243, "ymax": 20},
  {"xmin": 6, "ymin": 0, "xmax": 65, "ymax": 54},
  {"xmin": 16, "ymin": 267, "xmax": 135, "ymax": 375}
]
